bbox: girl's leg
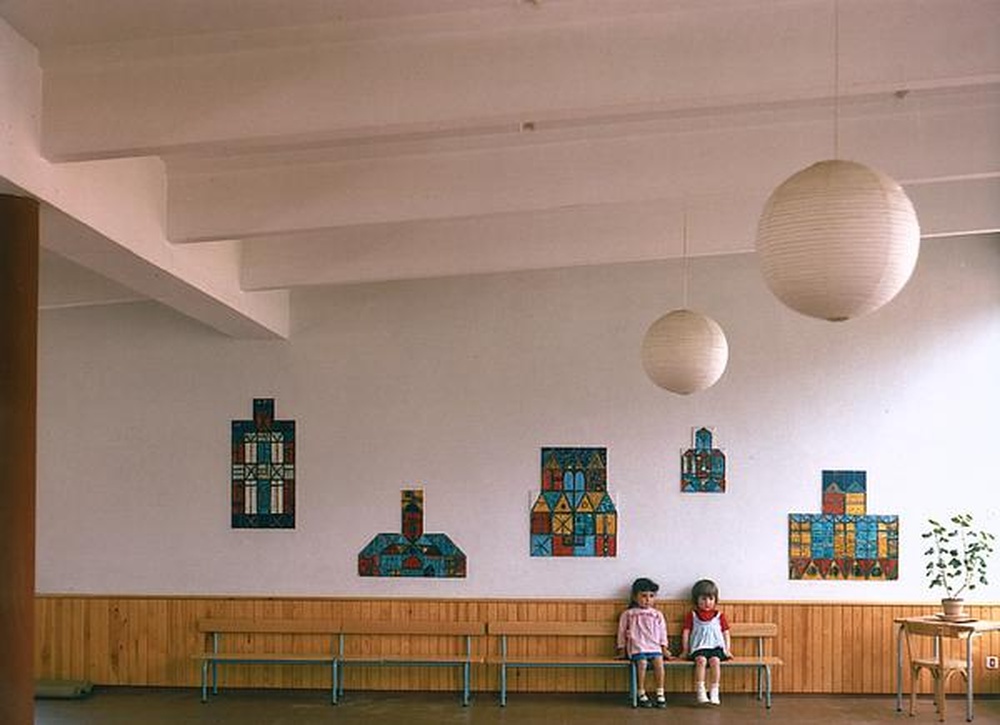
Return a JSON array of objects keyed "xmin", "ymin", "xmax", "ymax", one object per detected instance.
[
  {"xmin": 652, "ymin": 656, "xmax": 665, "ymax": 690},
  {"xmin": 652, "ymin": 656, "xmax": 666, "ymax": 707},
  {"xmin": 694, "ymin": 655, "xmax": 709, "ymax": 704},
  {"xmin": 635, "ymin": 658, "xmax": 650, "ymax": 703},
  {"xmin": 708, "ymin": 656, "xmax": 722, "ymax": 705}
]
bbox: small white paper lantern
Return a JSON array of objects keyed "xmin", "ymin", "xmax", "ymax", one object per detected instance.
[
  {"xmin": 756, "ymin": 159, "xmax": 920, "ymax": 321},
  {"xmin": 640, "ymin": 309, "xmax": 729, "ymax": 395}
]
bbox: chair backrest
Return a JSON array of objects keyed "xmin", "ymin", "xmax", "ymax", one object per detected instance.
[{"xmin": 903, "ymin": 619, "xmax": 971, "ymax": 666}]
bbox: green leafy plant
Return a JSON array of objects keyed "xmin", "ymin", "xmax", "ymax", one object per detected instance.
[{"xmin": 922, "ymin": 514, "xmax": 995, "ymax": 600}]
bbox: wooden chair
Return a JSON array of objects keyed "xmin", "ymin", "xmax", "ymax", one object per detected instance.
[{"xmin": 902, "ymin": 619, "xmax": 971, "ymax": 721}]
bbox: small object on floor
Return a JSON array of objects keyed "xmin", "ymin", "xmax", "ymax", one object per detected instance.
[
  {"xmin": 637, "ymin": 693, "xmax": 653, "ymax": 708},
  {"xmin": 35, "ymin": 679, "xmax": 94, "ymax": 699}
]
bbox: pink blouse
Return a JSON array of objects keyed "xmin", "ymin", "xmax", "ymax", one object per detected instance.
[{"xmin": 617, "ymin": 607, "xmax": 668, "ymax": 656}]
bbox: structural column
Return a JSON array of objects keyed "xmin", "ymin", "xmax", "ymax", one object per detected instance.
[{"xmin": 0, "ymin": 194, "xmax": 39, "ymax": 725}]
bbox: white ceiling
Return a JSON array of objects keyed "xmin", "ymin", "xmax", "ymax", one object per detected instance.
[{"xmin": 2, "ymin": 0, "xmax": 998, "ymax": 337}]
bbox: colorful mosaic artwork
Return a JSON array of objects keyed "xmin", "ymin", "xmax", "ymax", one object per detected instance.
[
  {"xmin": 231, "ymin": 398, "xmax": 295, "ymax": 529},
  {"xmin": 531, "ymin": 447, "xmax": 617, "ymax": 557},
  {"xmin": 358, "ymin": 489, "xmax": 467, "ymax": 577},
  {"xmin": 681, "ymin": 427, "xmax": 726, "ymax": 493},
  {"xmin": 788, "ymin": 470, "xmax": 898, "ymax": 580}
]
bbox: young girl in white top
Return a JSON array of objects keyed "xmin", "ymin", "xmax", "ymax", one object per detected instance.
[
  {"xmin": 616, "ymin": 577, "xmax": 672, "ymax": 708},
  {"xmin": 680, "ymin": 578, "xmax": 732, "ymax": 705}
]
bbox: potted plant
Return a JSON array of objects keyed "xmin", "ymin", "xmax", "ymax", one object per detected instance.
[{"xmin": 922, "ymin": 513, "xmax": 995, "ymax": 619}]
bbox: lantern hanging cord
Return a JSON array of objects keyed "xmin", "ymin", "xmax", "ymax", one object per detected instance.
[
  {"xmin": 682, "ymin": 211, "xmax": 689, "ymax": 309},
  {"xmin": 833, "ymin": 0, "xmax": 840, "ymax": 160}
]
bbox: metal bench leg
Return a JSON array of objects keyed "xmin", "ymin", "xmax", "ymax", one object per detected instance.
[
  {"xmin": 966, "ymin": 640, "xmax": 974, "ymax": 722},
  {"xmin": 462, "ymin": 662, "xmax": 470, "ymax": 706},
  {"xmin": 331, "ymin": 661, "xmax": 338, "ymax": 705},
  {"xmin": 631, "ymin": 662, "xmax": 638, "ymax": 707},
  {"xmin": 499, "ymin": 664, "xmax": 507, "ymax": 706},
  {"xmin": 200, "ymin": 660, "xmax": 209, "ymax": 702},
  {"xmin": 765, "ymin": 665, "xmax": 772, "ymax": 708}
]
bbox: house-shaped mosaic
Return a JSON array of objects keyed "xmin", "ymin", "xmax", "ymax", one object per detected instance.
[
  {"xmin": 788, "ymin": 470, "xmax": 898, "ymax": 580},
  {"xmin": 531, "ymin": 447, "xmax": 617, "ymax": 557},
  {"xmin": 358, "ymin": 489, "xmax": 467, "ymax": 577},
  {"xmin": 231, "ymin": 398, "xmax": 295, "ymax": 529},
  {"xmin": 681, "ymin": 427, "xmax": 726, "ymax": 493}
]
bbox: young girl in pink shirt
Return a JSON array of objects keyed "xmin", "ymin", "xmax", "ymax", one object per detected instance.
[{"xmin": 616, "ymin": 577, "xmax": 672, "ymax": 707}]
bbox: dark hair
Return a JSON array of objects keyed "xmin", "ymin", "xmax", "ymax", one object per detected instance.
[
  {"xmin": 691, "ymin": 578, "xmax": 719, "ymax": 604},
  {"xmin": 629, "ymin": 577, "xmax": 659, "ymax": 608}
]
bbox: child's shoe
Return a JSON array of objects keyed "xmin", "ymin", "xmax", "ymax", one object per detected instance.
[
  {"xmin": 696, "ymin": 684, "xmax": 709, "ymax": 704},
  {"xmin": 708, "ymin": 686, "xmax": 721, "ymax": 705},
  {"xmin": 637, "ymin": 693, "xmax": 653, "ymax": 708},
  {"xmin": 655, "ymin": 693, "xmax": 667, "ymax": 708}
]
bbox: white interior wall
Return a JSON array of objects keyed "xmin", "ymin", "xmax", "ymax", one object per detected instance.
[{"xmin": 36, "ymin": 234, "xmax": 1000, "ymax": 602}]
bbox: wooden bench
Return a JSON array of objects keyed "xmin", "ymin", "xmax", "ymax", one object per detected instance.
[
  {"xmin": 195, "ymin": 618, "xmax": 485, "ymax": 706},
  {"xmin": 195, "ymin": 619, "xmax": 340, "ymax": 704},
  {"xmin": 487, "ymin": 619, "xmax": 782, "ymax": 707},
  {"xmin": 487, "ymin": 621, "xmax": 638, "ymax": 707},
  {"xmin": 336, "ymin": 620, "xmax": 486, "ymax": 706}
]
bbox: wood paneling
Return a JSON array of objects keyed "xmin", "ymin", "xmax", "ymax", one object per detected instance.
[{"xmin": 34, "ymin": 596, "xmax": 1000, "ymax": 695}]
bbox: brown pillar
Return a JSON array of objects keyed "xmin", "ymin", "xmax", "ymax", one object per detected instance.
[{"xmin": 0, "ymin": 194, "xmax": 39, "ymax": 725}]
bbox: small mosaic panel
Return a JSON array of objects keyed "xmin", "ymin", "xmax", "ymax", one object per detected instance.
[
  {"xmin": 531, "ymin": 447, "xmax": 617, "ymax": 557},
  {"xmin": 231, "ymin": 398, "xmax": 295, "ymax": 529},
  {"xmin": 681, "ymin": 427, "xmax": 726, "ymax": 493},
  {"xmin": 358, "ymin": 489, "xmax": 467, "ymax": 577},
  {"xmin": 788, "ymin": 470, "xmax": 898, "ymax": 580}
]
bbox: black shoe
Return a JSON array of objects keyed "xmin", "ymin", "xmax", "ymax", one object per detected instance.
[
  {"xmin": 655, "ymin": 694, "xmax": 667, "ymax": 708},
  {"xmin": 638, "ymin": 694, "xmax": 653, "ymax": 708}
]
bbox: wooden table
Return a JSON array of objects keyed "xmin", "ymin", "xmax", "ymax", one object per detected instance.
[{"xmin": 894, "ymin": 616, "xmax": 1000, "ymax": 722}]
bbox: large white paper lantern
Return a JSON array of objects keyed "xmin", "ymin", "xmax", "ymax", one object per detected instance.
[
  {"xmin": 640, "ymin": 309, "xmax": 729, "ymax": 395},
  {"xmin": 756, "ymin": 159, "xmax": 920, "ymax": 321}
]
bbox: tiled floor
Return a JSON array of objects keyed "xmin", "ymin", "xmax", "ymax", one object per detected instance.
[{"xmin": 33, "ymin": 687, "xmax": 1000, "ymax": 724}]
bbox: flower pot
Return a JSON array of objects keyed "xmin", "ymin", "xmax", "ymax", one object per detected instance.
[{"xmin": 941, "ymin": 598, "xmax": 966, "ymax": 619}]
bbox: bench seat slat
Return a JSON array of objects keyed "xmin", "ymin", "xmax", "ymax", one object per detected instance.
[
  {"xmin": 488, "ymin": 621, "xmax": 618, "ymax": 636},
  {"xmin": 197, "ymin": 619, "xmax": 340, "ymax": 635},
  {"xmin": 339, "ymin": 654, "xmax": 483, "ymax": 664},
  {"xmin": 194, "ymin": 653, "xmax": 335, "ymax": 662},
  {"xmin": 339, "ymin": 620, "xmax": 484, "ymax": 636},
  {"xmin": 491, "ymin": 656, "xmax": 629, "ymax": 666},
  {"xmin": 664, "ymin": 656, "xmax": 784, "ymax": 666}
]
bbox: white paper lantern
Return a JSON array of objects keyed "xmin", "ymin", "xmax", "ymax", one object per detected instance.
[
  {"xmin": 756, "ymin": 159, "xmax": 920, "ymax": 321},
  {"xmin": 640, "ymin": 309, "xmax": 729, "ymax": 395}
]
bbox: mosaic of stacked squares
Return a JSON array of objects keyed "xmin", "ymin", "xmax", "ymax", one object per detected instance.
[{"xmin": 788, "ymin": 470, "xmax": 898, "ymax": 580}]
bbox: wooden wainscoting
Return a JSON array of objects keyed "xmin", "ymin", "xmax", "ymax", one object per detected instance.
[{"xmin": 34, "ymin": 596, "xmax": 1000, "ymax": 695}]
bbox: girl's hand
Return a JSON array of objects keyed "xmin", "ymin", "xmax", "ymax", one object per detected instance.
[{"xmin": 663, "ymin": 648, "xmax": 673, "ymax": 660}]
